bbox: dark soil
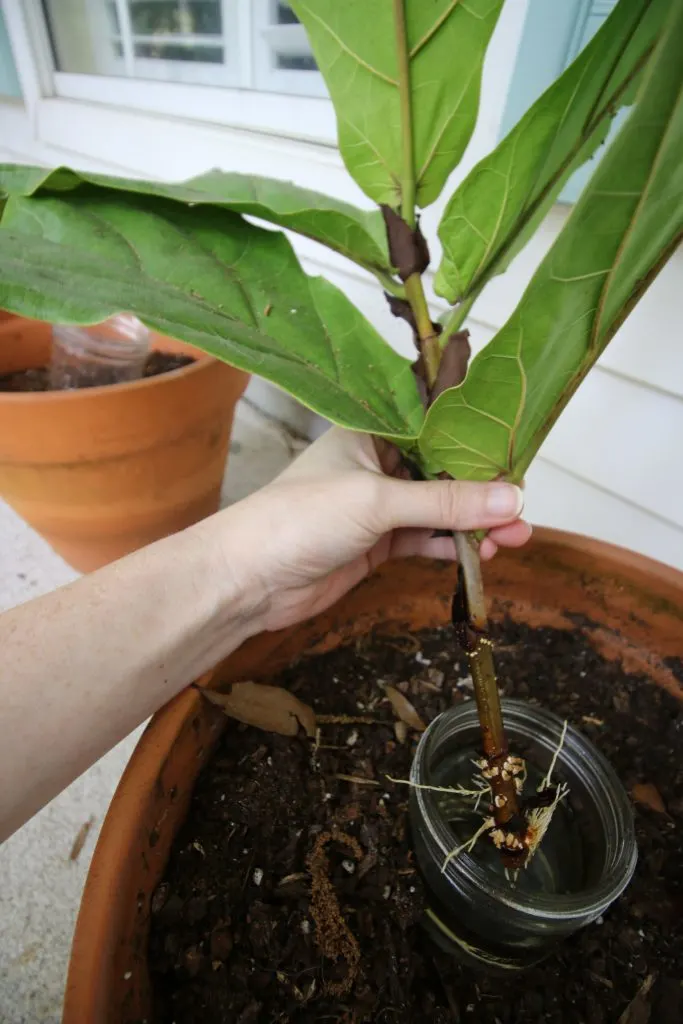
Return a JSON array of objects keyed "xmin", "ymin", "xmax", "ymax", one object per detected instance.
[
  {"xmin": 148, "ymin": 620, "xmax": 683, "ymax": 1023},
  {"xmin": 0, "ymin": 351, "xmax": 195, "ymax": 392}
]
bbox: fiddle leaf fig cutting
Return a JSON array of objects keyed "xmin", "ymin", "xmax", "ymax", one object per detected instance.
[{"xmin": 1, "ymin": 0, "xmax": 682, "ymax": 863}]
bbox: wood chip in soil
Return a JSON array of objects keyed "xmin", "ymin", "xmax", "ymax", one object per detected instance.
[{"xmin": 148, "ymin": 618, "xmax": 683, "ymax": 1023}]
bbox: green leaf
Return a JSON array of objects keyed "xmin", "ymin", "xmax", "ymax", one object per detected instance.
[
  {"xmin": 289, "ymin": 0, "xmax": 504, "ymax": 209},
  {"xmin": 0, "ymin": 164, "xmax": 393, "ymax": 282},
  {"xmin": 420, "ymin": 0, "xmax": 683, "ymax": 481},
  {"xmin": 0, "ymin": 191, "xmax": 423, "ymax": 439},
  {"xmin": 435, "ymin": 0, "xmax": 670, "ymax": 305}
]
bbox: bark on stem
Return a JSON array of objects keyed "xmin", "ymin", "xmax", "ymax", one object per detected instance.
[{"xmin": 452, "ymin": 531, "xmax": 523, "ymax": 834}]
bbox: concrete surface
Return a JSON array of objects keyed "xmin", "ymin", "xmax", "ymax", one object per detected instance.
[{"xmin": 0, "ymin": 400, "xmax": 304, "ymax": 1024}]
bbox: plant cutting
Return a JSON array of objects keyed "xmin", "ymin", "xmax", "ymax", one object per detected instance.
[{"xmin": 1, "ymin": 0, "xmax": 682, "ymax": 995}]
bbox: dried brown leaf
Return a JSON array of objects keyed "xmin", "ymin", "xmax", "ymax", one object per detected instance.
[
  {"xmin": 199, "ymin": 682, "xmax": 316, "ymax": 737},
  {"xmin": 617, "ymin": 973, "xmax": 655, "ymax": 1024},
  {"xmin": 632, "ymin": 782, "xmax": 667, "ymax": 815},
  {"xmin": 383, "ymin": 685, "xmax": 426, "ymax": 732}
]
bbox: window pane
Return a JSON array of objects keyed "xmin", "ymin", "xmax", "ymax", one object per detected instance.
[
  {"xmin": 42, "ymin": 0, "xmax": 230, "ymax": 84},
  {"xmin": 129, "ymin": 1, "xmax": 221, "ymax": 37},
  {"xmin": 276, "ymin": 2, "xmax": 298, "ymax": 26},
  {"xmin": 276, "ymin": 54, "xmax": 317, "ymax": 71},
  {"xmin": 0, "ymin": 10, "xmax": 22, "ymax": 97}
]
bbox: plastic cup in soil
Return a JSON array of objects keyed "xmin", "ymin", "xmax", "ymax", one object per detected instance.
[
  {"xmin": 409, "ymin": 699, "xmax": 637, "ymax": 972},
  {"xmin": 49, "ymin": 315, "xmax": 150, "ymax": 390}
]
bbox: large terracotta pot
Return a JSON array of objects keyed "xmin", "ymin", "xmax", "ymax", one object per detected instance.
[
  {"xmin": 63, "ymin": 529, "xmax": 683, "ymax": 1022},
  {"xmin": 0, "ymin": 316, "xmax": 248, "ymax": 571}
]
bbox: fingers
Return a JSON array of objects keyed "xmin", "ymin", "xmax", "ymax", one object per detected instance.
[
  {"xmin": 390, "ymin": 520, "xmax": 531, "ymax": 562},
  {"xmin": 378, "ymin": 476, "xmax": 524, "ymax": 534},
  {"xmin": 488, "ymin": 520, "xmax": 533, "ymax": 548},
  {"xmin": 390, "ymin": 529, "xmax": 458, "ymax": 561},
  {"xmin": 481, "ymin": 520, "xmax": 532, "ymax": 560},
  {"xmin": 480, "ymin": 536, "xmax": 498, "ymax": 560}
]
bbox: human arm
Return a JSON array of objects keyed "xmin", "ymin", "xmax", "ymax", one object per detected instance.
[{"xmin": 0, "ymin": 428, "xmax": 528, "ymax": 840}]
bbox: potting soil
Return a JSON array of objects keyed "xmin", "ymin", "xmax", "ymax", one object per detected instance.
[{"xmin": 148, "ymin": 620, "xmax": 683, "ymax": 1023}]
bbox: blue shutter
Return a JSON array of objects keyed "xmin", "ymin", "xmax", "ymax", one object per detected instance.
[
  {"xmin": 0, "ymin": 10, "xmax": 22, "ymax": 98},
  {"xmin": 501, "ymin": 0, "xmax": 620, "ymax": 204}
]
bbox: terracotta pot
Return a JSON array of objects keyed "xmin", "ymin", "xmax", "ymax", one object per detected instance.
[
  {"xmin": 63, "ymin": 529, "xmax": 683, "ymax": 1022},
  {"xmin": 0, "ymin": 315, "xmax": 248, "ymax": 571}
]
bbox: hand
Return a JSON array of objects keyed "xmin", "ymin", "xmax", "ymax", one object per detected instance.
[{"xmin": 220, "ymin": 428, "xmax": 531, "ymax": 633}]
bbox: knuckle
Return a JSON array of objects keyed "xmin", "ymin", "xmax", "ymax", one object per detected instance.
[{"xmin": 437, "ymin": 482, "xmax": 463, "ymax": 526}]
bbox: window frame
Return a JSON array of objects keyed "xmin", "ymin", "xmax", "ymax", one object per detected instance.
[{"xmin": 6, "ymin": 0, "xmax": 336, "ymax": 146}]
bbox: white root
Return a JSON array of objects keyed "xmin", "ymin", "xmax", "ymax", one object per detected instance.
[
  {"xmin": 524, "ymin": 719, "xmax": 571, "ymax": 866},
  {"xmin": 385, "ymin": 776, "xmax": 488, "ymax": 800},
  {"xmin": 540, "ymin": 719, "xmax": 568, "ymax": 791},
  {"xmin": 441, "ymin": 816, "xmax": 495, "ymax": 873}
]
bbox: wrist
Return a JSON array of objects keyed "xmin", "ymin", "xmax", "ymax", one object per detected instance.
[{"xmin": 184, "ymin": 502, "xmax": 271, "ymax": 658}]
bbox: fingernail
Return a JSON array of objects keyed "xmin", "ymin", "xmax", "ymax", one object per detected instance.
[{"xmin": 486, "ymin": 484, "xmax": 524, "ymax": 518}]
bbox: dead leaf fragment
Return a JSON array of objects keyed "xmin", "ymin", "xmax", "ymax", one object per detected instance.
[
  {"xmin": 199, "ymin": 682, "xmax": 316, "ymax": 737},
  {"xmin": 383, "ymin": 685, "xmax": 426, "ymax": 732},
  {"xmin": 617, "ymin": 973, "xmax": 655, "ymax": 1024},
  {"xmin": 69, "ymin": 816, "xmax": 94, "ymax": 861},
  {"xmin": 632, "ymin": 783, "xmax": 667, "ymax": 815}
]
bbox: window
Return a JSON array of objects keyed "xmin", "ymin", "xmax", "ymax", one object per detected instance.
[
  {"xmin": 41, "ymin": 0, "xmax": 327, "ymax": 96},
  {"xmin": 0, "ymin": 10, "xmax": 22, "ymax": 97},
  {"xmin": 500, "ymin": 0, "xmax": 620, "ymax": 203}
]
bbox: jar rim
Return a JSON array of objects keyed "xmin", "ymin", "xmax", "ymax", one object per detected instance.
[{"xmin": 411, "ymin": 699, "xmax": 637, "ymax": 920}]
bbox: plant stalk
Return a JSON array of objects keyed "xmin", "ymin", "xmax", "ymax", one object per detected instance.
[
  {"xmin": 453, "ymin": 531, "xmax": 522, "ymax": 831},
  {"xmin": 404, "ymin": 274, "xmax": 441, "ymax": 386},
  {"xmin": 391, "ymin": 0, "xmax": 520, "ymax": 845}
]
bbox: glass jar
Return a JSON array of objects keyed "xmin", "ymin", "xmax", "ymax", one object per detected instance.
[
  {"xmin": 49, "ymin": 315, "xmax": 150, "ymax": 390},
  {"xmin": 409, "ymin": 699, "xmax": 637, "ymax": 971}
]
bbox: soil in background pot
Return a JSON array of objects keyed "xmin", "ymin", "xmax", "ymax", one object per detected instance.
[
  {"xmin": 148, "ymin": 619, "xmax": 683, "ymax": 1023},
  {"xmin": 0, "ymin": 351, "xmax": 195, "ymax": 392}
]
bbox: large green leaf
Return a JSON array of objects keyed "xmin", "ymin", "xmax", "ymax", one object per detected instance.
[
  {"xmin": 290, "ymin": 0, "xmax": 503, "ymax": 209},
  {"xmin": 420, "ymin": 0, "xmax": 683, "ymax": 481},
  {"xmin": 435, "ymin": 0, "xmax": 670, "ymax": 305},
  {"xmin": 0, "ymin": 191, "xmax": 423, "ymax": 439},
  {"xmin": 0, "ymin": 164, "xmax": 393, "ymax": 282}
]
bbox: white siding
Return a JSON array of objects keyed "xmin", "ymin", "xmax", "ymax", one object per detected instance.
[{"xmin": 0, "ymin": 0, "xmax": 681, "ymax": 570}]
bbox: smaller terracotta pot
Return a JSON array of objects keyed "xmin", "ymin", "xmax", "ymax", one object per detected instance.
[{"xmin": 0, "ymin": 316, "xmax": 248, "ymax": 571}]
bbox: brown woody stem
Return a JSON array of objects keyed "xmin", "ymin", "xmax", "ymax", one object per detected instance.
[{"xmin": 453, "ymin": 531, "xmax": 522, "ymax": 831}]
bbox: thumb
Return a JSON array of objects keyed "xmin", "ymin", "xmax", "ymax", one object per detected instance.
[{"xmin": 377, "ymin": 477, "xmax": 524, "ymax": 533}]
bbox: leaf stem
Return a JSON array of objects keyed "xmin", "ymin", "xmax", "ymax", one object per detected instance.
[
  {"xmin": 376, "ymin": 270, "xmax": 407, "ymax": 299},
  {"xmin": 394, "ymin": 0, "xmax": 416, "ymax": 227},
  {"xmin": 440, "ymin": 291, "xmax": 476, "ymax": 339}
]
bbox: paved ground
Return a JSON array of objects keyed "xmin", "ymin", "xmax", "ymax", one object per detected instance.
[{"xmin": 0, "ymin": 401, "xmax": 304, "ymax": 1024}]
